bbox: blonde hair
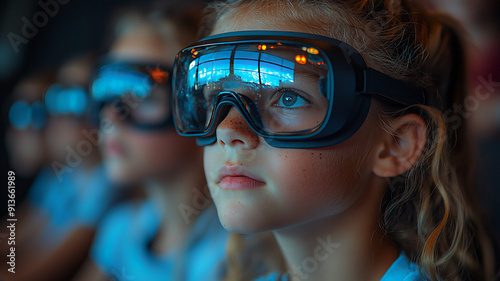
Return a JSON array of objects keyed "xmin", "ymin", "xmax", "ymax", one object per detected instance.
[{"xmin": 204, "ymin": 1, "xmax": 499, "ymax": 281}]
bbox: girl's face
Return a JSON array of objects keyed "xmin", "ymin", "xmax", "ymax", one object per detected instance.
[
  {"xmin": 204, "ymin": 17, "xmax": 382, "ymax": 233},
  {"xmin": 101, "ymin": 27, "xmax": 200, "ymax": 185}
]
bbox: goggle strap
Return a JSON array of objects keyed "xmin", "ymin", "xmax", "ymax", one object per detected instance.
[{"xmin": 362, "ymin": 68, "xmax": 426, "ymax": 106}]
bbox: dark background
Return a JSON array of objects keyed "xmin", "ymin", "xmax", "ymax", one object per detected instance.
[{"xmin": 0, "ymin": 0, "xmax": 155, "ymax": 217}]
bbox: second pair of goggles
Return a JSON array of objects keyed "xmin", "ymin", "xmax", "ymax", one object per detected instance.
[
  {"xmin": 45, "ymin": 84, "xmax": 88, "ymax": 116},
  {"xmin": 172, "ymin": 31, "xmax": 427, "ymax": 148},
  {"xmin": 90, "ymin": 59, "xmax": 173, "ymax": 131},
  {"xmin": 8, "ymin": 100, "xmax": 46, "ymax": 130}
]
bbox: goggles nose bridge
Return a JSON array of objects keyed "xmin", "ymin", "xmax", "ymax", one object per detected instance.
[{"xmin": 208, "ymin": 91, "xmax": 264, "ymax": 136}]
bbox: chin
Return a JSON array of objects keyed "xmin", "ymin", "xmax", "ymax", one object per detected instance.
[
  {"xmin": 214, "ymin": 200, "xmax": 283, "ymax": 234},
  {"xmin": 105, "ymin": 164, "xmax": 138, "ymax": 186}
]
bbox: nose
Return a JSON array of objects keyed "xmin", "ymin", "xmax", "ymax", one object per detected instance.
[
  {"xmin": 216, "ymin": 107, "xmax": 260, "ymax": 150},
  {"xmin": 100, "ymin": 104, "xmax": 124, "ymax": 128}
]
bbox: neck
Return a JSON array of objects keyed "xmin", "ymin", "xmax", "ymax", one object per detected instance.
[
  {"xmin": 274, "ymin": 176, "xmax": 399, "ymax": 281},
  {"xmin": 145, "ymin": 165, "xmax": 206, "ymax": 254}
]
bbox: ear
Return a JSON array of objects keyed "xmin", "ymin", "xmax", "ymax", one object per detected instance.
[{"xmin": 372, "ymin": 113, "xmax": 427, "ymax": 177}]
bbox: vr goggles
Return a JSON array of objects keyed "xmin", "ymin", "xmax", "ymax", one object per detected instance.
[
  {"xmin": 90, "ymin": 60, "xmax": 173, "ymax": 131},
  {"xmin": 44, "ymin": 84, "xmax": 88, "ymax": 116},
  {"xmin": 8, "ymin": 100, "xmax": 47, "ymax": 130},
  {"xmin": 172, "ymin": 31, "xmax": 427, "ymax": 148}
]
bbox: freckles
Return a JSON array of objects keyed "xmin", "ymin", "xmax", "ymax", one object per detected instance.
[
  {"xmin": 279, "ymin": 151, "xmax": 327, "ymax": 187},
  {"xmin": 305, "ymin": 151, "xmax": 325, "ymax": 163},
  {"xmin": 277, "ymin": 151, "xmax": 288, "ymax": 160},
  {"xmin": 282, "ymin": 150, "xmax": 345, "ymax": 194},
  {"xmin": 238, "ymin": 123, "xmax": 252, "ymax": 134}
]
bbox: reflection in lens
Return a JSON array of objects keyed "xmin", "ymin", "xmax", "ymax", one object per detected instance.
[
  {"xmin": 92, "ymin": 65, "xmax": 152, "ymax": 102},
  {"xmin": 176, "ymin": 42, "xmax": 330, "ymax": 135}
]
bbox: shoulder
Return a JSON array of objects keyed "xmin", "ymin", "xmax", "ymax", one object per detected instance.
[
  {"xmin": 91, "ymin": 202, "xmax": 137, "ymax": 247},
  {"xmin": 94, "ymin": 201, "xmax": 148, "ymax": 242},
  {"xmin": 90, "ymin": 201, "xmax": 145, "ymax": 272},
  {"xmin": 27, "ymin": 167, "xmax": 56, "ymax": 208},
  {"xmin": 380, "ymin": 252, "xmax": 426, "ymax": 281},
  {"xmin": 75, "ymin": 164, "xmax": 119, "ymax": 226}
]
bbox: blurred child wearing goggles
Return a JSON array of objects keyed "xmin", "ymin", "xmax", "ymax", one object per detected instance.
[{"xmin": 91, "ymin": 60, "xmax": 172, "ymax": 131}]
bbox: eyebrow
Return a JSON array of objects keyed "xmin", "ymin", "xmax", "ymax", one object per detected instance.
[
  {"xmin": 292, "ymin": 68, "xmax": 326, "ymax": 87},
  {"xmin": 295, "ymin": 69, "xmax": 321, "ymax": 81},
  {"xmin": 295, "ymin": 62, "xmax": 327, "ymax": 77}
]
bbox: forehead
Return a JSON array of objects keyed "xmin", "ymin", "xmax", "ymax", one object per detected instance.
[
  {"xmin": 211, "ymin": 4, "xmax": 335, "ymax": 35},
  {"xmin": 213, "ymin": 16, "xmax": 305, "ymax": 35},
  {"xmin": 213, "ymin": 6, "xmax": 292, "ymax": 33},
  {"xmin": 13, "ymin": 81, "xmax": 46, "ymax": 101},
  {"xmin": 110, "ymin": 28, "xmax": 179, "ymax": 64}
]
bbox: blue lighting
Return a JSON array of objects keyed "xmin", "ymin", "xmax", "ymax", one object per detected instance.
[
  {"xmin": 44, "ymin": 84, "xmax": 89, "ymax": 116},
  {"xmin": 9, "ymin": 101, "xmax": 47, "ymax": 129}
]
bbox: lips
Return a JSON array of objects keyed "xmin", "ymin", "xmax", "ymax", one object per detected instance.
[
  {"xmin": 104, "ymin": 138, "xmax": 125, "ymax": 156},
  {"xmin": 216, "ymin": 165, "xmax": 265, "ymax": 190}
]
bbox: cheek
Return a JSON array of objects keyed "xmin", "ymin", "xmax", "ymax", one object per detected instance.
[
  {"xmin": 204, "ymin": 146, "xmax": 220, "ymax": 183},
  {"xmin": 6, "ymin": 130, "xmax": 46, "ymax": 171},
  {"xmin": 203, "ymin": 142, "xmax": 372, "ymax": 232},
  {"xmin": 46, "ymin": 121, "xmax": 87, "ymax": 159},
  {"xmin": 269, "ymin": 147, "xmax": 365, "ymax": 218},
  {"xmin": 121, "ymin": 130, "xmax": 200, "ymax": 177}
]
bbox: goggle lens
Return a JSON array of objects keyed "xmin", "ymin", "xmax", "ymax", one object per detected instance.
[
  {"xmin": 174, "ymin": 42, "xmax": 331, "ymax": 136},
  {"xmin": 45, "ymin": 84, "xmax": 88, "ymax": 116},
  {"xmin": 91, "ymin": 63, "xmax": 172, "ymax": 129},
  {"xmin": 9, "ymin": 101, "xmax": 47, "ymax": 129}
]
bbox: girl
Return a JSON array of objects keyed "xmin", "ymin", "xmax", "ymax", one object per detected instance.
[
  {"xmin": 171, "ymin": 0, "xmax": 498, "ymax": 280},
  {"xmin": 73, "ymin": 2, "xmax": 228, "ymax": 281}
]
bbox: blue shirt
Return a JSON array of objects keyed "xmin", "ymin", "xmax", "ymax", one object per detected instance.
[
  {"xmin": 91, "ymin": 200, "xmax": 229, "ymax": 281},
  {"xmin": 255, "ymin": 252, "xmax": 425, "ymax": 281},
  {"xmin": 380, "ymin": 252, "xmax": 425, "ymax": 281},
  {"xmin": 28, "ymin": 164, "xmax": 117, "ymax": 239}
]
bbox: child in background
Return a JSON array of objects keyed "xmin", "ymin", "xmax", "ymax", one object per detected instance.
[
  {"xmin": 0, "ymin": 54, "xmax": 118, "ymax": 281},
  {"xmin": 171, "ymin": 0, "xmax": 499, "ymax": 280},
  {"xmin": 4, "ymin": 72, "xmax": 52, "ymax": 178},
  {"xmin": 1, "ymin": 71, "xmax": 53, "ymax": 264},
  {"xmin": 73, "ymin": 2, "xmax": 228, "ymax": 281}
]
